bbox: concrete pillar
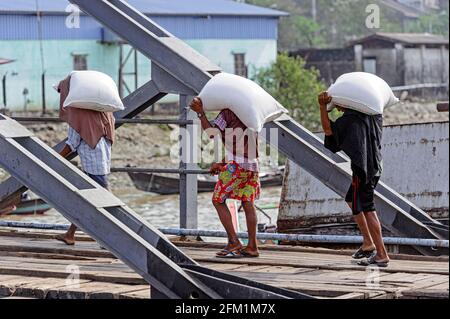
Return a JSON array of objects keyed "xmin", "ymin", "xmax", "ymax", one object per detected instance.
[
  {"xmin": 395, "ymin": 43, "xmax": 405, "ymax": 86},
  {"xmin": 420, "ymin": 44, "xmax": 427, "ymax": 83},
  {"xmin": 440, "ymin": 45, "xmax": 448, "ymax": 84},
  {"xmin": 354, "ymin": 44, "xmax": 363, "ymax": 72}
]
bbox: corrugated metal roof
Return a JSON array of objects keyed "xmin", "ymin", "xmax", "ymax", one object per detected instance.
[
  {"xmin": 350, "ymin": 33, "xmax": 449, "ymax": 46},
  {"xmin": 0, "ymin": 14, "xmax": 279, "ymax": 40},
  {"xmin": 0, "ymin": 0, "xmax": 288, "ymax": 17}
]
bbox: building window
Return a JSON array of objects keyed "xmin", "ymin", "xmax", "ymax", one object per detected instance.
[
  {"xmin": 363, "ymin": 57, "xmax": 377, "ymax": 74},
  {"xmin": 233, "ymin": 53, "xmax": 248, "ymax": 78},
  {"xmin": 73, "ymin": 54, "xmax": 88, "ymax": 70}
]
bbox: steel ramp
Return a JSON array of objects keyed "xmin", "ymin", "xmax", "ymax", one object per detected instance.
[
  {"xmin": 0, "ymin": 114, "xmax": 311, "ymax": 299},
  {"xmin": 65, "ymin": 0, "xmax": 447, "ymax": 254}
]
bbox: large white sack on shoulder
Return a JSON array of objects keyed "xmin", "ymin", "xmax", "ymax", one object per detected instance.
[
  {"xmin": 198, "ymin": 73, "xmax": 288, "ymax": 132},
  {"xmin": 63, "ymin": 71, "xmax": 124, "ymax": 112},
  {"xmin": 327, "ymin": 72, "xmax": 399, "ymax": 115}
]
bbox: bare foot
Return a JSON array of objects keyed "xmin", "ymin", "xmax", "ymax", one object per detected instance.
[
  {"xmin": 240, "ymin": 247, "xmax": 260, "ymax": 258},
  {"xmin": 55, "ymin": 234, "xmax": 75, "ymax": 246},
  {"xmin": 362, "ymin": 244, "xmax": 376, "ymax": 251}
]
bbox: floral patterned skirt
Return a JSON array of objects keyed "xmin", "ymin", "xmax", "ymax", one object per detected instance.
[{"xmin": 212, "ymin": 161, "xmax": 260, "ymax": 203}]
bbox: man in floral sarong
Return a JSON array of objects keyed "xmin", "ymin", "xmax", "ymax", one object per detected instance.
[{"xmin": 190, "ymin": 97, "xmax": 260, "ymax": 258}]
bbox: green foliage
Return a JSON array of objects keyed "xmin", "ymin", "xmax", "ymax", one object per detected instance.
[
  {"xmin": 246, "ymin": 0, "xmax": 449, "ymax": 49},
  {"xmin": 253, "ymin": 53, "xmax": 326, "ymax": 130},
  {"xmin": 406, "ymin": 10, "xmax": 450, "ymax": 36}
]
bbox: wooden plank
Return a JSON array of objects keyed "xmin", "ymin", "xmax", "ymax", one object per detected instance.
[
  {"xmin": 0, "ymin": 229, "xmax": 93, "ymax": 242},
  {"xmin": 421, "ymin": 282, "xmax": 449, "ymax": 291},
  {"xmin": 400, "ymin": 289, "xmax": 449, "ymax": 299},
  {"xmin": 89, "ymin": 284, "xmax": 150, "ymax": 299},
  {"xmin": 0, "ymin": 266, "xmax": 146, "ymax": 285},
  {"xmin": 11, "ymin": 278, "xmax": 92, "ymax": 299},
  {"xmin": 0, "ymin": 250, "xmax": 98, "ymax": 261},
  {"xmin": 119, "ymin": 288, "xmax": 150, "ymax": 299},
  {"xmin": 334, "ymin": 292, "xmax": 367, "ymax": 299},
  {"xmin": 188, "ymin": 252, "xmax": 449, "ymax": 275}
]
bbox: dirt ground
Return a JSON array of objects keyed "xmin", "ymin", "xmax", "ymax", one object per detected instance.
[{"xmin": 0, "ymin": 101, "xmax": 448, "ymax": 189}]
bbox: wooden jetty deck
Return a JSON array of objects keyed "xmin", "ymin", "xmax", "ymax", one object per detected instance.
[{"xmin": 0, "ymin": 227, "xmax": 448, "ymax": 299}]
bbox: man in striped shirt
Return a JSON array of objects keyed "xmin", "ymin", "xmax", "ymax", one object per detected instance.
[{"xmin": 55, "ymin": 126, "xmax": 113, "ymax": 245}]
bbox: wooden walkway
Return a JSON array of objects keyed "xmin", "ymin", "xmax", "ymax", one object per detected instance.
[{"xmin": 0, "ymin": 227, "xmax": 448, "ymax": 299}]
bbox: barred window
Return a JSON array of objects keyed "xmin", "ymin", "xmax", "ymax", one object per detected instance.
[
  {"xmin": 73, "ymin": 54, "xmax": 88, "ymax": 71},
  {"xmin": 233, "ymin": 53, "xmax": 248, "ymax": 78}
]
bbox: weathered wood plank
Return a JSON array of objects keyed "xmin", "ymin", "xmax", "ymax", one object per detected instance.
[{"xmin": 0, "ymin": 230, "xmax": 447, "ymax": 299}]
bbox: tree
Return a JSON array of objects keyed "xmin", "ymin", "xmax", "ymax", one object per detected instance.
[
  {"xmin": 406, "ymin": 10, "xmax": 449, "ymax": 36},
  {"xmin": 246, "ymin": 0, "xmax": 449, "ymax": 49},
  {"xmin": 253, "ymin": 53, "xmax": 326, "ymax": 130}
]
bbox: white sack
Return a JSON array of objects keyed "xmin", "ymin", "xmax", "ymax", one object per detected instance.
[
  {"xmin": 327, "ymin": 72, "xmax": 399, "ymax": 115},
  {"xmin": 198, "ymin": 73, "xmax": 288, "ymax": 132},
  {"xmin": 63, "ymin": 71, "xmax": 124, "ymax": 112}
]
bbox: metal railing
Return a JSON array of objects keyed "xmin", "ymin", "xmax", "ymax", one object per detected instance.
[
  {"xmin": 6, "ymin": 112, "xmax": 201, "ymax": 229},
  {"xmin": 0, "ymin": 221, "xmax": 448, "ymax": 249}
]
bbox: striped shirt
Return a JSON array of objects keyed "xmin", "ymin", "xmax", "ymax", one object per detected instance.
[
  {"xmin": 66, "ymin": 127, "xmax": 112, "ymax": 176},
  {"xmin": 214, "ymin": 111, "xmax": 259, "ymax": 172}
]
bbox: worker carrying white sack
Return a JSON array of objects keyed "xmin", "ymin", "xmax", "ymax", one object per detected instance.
[
  {"xmin": 190, "ymin": 72, "xmax": 287, "ymax": 259},
  {"xmin": 53, "ymin": 71, "xmax": 121, "ymax": 245},
  {"xmin": 319, "ymin": 72, "xmax": 399, "ymax": 268}
]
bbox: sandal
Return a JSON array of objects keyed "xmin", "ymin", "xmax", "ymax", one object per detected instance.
[
  {"xmin": 357, "ymin": 255, "xmax": 389, "ymax": 268},
  {"xmin": 216, "ymin": 244, "xmax": 243, "ymax": 257},
  {"xmin": 352, "ymin": 247, "xmax": 376, "ymax": 260},
  {"xmin": 216, "ymin": 250, "xmax": 244, "ymax": 259}
]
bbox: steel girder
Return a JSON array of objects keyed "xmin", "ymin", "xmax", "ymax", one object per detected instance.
[{"xmin": 0, "ymin": 115, "xmax": 311, "ymax": 299}]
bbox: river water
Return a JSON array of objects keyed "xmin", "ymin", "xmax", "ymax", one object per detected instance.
[{"xmin": 4, "ymin": 186, "xmax": 283, "ymax": 232}]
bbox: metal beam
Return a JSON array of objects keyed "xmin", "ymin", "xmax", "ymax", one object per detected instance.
[
  {"xmin": 69, "ymin": 0, "xmax": 220, "ymax": 92},
  {"xmin": 0, "ymin": 79, "xmax": 166, "ymax": 209}
]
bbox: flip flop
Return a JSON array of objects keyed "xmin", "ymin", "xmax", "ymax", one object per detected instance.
[
  {"xmin": 357, "ymin": 255, "xmax": 389, "ymax": 268},
  {"xmin": 240, "ymin": 250, "xmax": 260, "ymax": 258},
  {"xmin": 352, "ymin": 247, "xmax": 376, "ymax": 260},
  {"xmin": 216, "ymin": 245, "xmax": 243, "ymax": 257},
  {"xmin": 216, "ymin": 250, "xmax": 244, "ymax": 259}
]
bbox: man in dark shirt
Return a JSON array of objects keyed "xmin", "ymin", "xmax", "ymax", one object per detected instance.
[{"xmin": 319, "ymin": 92, "xmax": 390, "ymax": 267}]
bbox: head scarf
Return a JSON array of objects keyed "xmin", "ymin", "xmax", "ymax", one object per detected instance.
[{"xmin": 57, "ymin": 76, "xmax": 115, "ymax": 149}]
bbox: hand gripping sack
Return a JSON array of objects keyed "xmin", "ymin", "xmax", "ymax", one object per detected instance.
[
  {"xmin": 327, "ymin": 72, "xmax": 399, "ymax": 115},
  {"xmin": 63, "ymin": 71, "xmax": 124, "ymax": 112},
  {"xmin": 198, "ymin": 73, "xmax": 288, "ymax": 132}
]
